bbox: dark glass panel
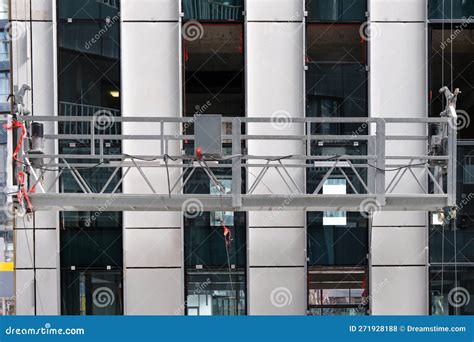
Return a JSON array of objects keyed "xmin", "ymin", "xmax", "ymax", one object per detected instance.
[
  {"xmin": 307, "ymin": 64, "xmax": 368, "ymax": 120},
  {"xmin": 58, "ymin": 0, "xmax": 120, "ymax": 21},
  {"xmin": 184, "ymin": 213, "xmax": 246, "ymax": 267},
  {"xmin": 183, "ymin": 0, "xmax": 243, "ymax": 21},
  {"xmin": 58, "ymin": 22, "xmax": 120, "ymax": 110},
  {"xmin": 306, "ymin": 0, "xmax": 366, "ymax": 22},
  {"xmin": 183, "ymin": 164, "xmax": 246, "ymax": 268},
  {"xmin": 429, "ymin": 0, "xmax": 474, "ymax": 19},
  {"xmin": 184, "ymin": 24, "xmax": 244, "ymax": 118},
  {"xmin": 429, "ymin": 27, "xmax": 474, "ymax": 139},
  {"xmin": 430, "ymin": 145, "xmax": 474, "ymax": 263},
  {"xmin": 61, "ymin": 270, "xmax": 123, "ymax": 315},
  {"xmin": 307, "ymin": 25, "xmax": 366, "ymax": 63},
  {"xmin": 430, "ymin": 267, "xmax": 474, "ymax": 315},
  {"xmin": 58, "ymin": 15, "xmax": 123, "ymax": 317},
  {"xmin": 308, "ymin": 212, "xmax": 368, "ymax": 266},
  {"xmin": 185, "ymin": 269, "xmax": 246, "ymax": 315},
  {"xmin": 306, "ymin": 25, "xmax": 368, "ymax": 136}
]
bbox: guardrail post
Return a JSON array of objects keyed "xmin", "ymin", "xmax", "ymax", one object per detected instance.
[
  {"xmin": 375, "ymin": 119, "xmax": 386, "ymax": 206},
  {"xmin": 447, "ymin": 120, "xmax": 457, "ymax": 207},
  {"xmin": 232, "ymin": 117, "xmax": 242, "ymax": 208}
]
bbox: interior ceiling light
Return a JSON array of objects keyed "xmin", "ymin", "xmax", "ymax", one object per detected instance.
[{"xmin": 109, "ymin": 90, "xmax": 120, "ymax": 98}]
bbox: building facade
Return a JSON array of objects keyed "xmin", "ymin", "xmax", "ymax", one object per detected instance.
[{"xmin": 4, "ymin": 0, "xmax": 473, "ymax": 316}]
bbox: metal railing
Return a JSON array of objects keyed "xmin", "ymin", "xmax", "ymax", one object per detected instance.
[
  {"xmin": 59, "ymin": 101, "xmax": 120, "ymax": 137},
  {"xmin": 16, "ymin": 116, "xmax": 456, "ymax": 212}
]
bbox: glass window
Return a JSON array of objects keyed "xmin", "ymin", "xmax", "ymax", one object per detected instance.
[
  {"xmin": 61, "ymin": 270, "xmax": 123, "ymax": 315},
  {"xmin": 306, "ymin": 25, "xmax": 368, "ymax": 136},
  {"xmin": 430, "ymin": 267, "xmax": 474, "ymax": 315},
  {"xmin": 58, "ymin": 23, "xmax": 120, "ymax": 109},
  {"xmin": 184, "ymin": 211, "xmax": 246, "ymax": 267},
  {"xmin": 306, "ymin": 21, "xmax": 369, "ymax": 315},
  {"xmin": 186, "ymin": 269, "xmax": 246, "ymax": 315},
  {"xmin": 183, "ymin": 0, "xmax": 243, "ymax": 21},
  {"xmin": 429, "ymin": 0, "xmax": 474, "ymax": 20},
  {"xmin": 0, "ymin": 31, "xmax": 9, "ymax": 63},
  {"xmin": 0, "ymin": 230, "xmax": 13, "ymax": 262},
  {"xmin": 308, "ymin": 212, "xmax": 368, "ymax": 266},
  {"xmin": 58, "ymin": 6, "xmax": 122, "ymax": 315},
  {"xmin": 308, "ymin": 267, "xmax": 368, "ymax": 315},
  {"xmin": 183, "ymin": 153, "xmax": 246, "ymax": 316},
  {"xmin": 306, "ymin": 0, "xmax": 366, "ymax": 22},
  {"xmin": 429, "ymin": 27, "xmax": 474, "ymax": 139},
  {"xmin": 58, "ymin": 0, "xmax": 120, "ymax": 20},
  {"xmin": 60, "ymin": 225, "xmax": 122, "ymax": 268},
  {"xmin": 462, "ymin": 155, "xmax": 474, "ymax": 184},
  {"xmin": 0, "ymin": 0, "xmax": 8, "ymax": 20},
  {"xmin": 0, "ymin": 72, "xmax": 9, "ymax": 102},
  {"xmin": 184, "ymin": 24, "xmax": 244, "ymax": 118},
  {"xmin": 430, "ymin": 146, "xmax": 474, "ymax": 264}
]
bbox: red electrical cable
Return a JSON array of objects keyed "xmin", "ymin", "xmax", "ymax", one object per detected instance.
[
  {"xmin": 3, "ymin": 120, "xmax": 33, "ymax": 212},
  {"xmin": 223, "ymin": 224, "xmax": 232, "ymax": 247},
  {"xmin": 3, "ymin": 120, "xmax": 26, "ymax": 165}
]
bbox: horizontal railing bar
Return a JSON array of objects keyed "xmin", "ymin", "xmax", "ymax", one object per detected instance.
[
  {"xmin": 26, "ymin": 154, "xmax": 379, "ymax": 160},
  {"xmin": 21, "ymin": 116, "xmax": 452, "ymax": 124},
  {"xmin": 44, "ymin": 134, "xmax": 376, "ymax": 141}
]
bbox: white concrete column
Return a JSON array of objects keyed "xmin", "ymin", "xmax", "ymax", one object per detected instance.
[
  {"xmin": 12, "ymin": 0, "xmax": 59, "ymax": 315},
  {"xmin": 245, "ymin": 0, "xmax": 306, "ymax": 315},
  {"xmin": 369, "ymin": 0, "xmax": 429, "ymax": 315},
  {"xmin": 121, "ymin": 0, "xmax": 183, "ymax": 315}
]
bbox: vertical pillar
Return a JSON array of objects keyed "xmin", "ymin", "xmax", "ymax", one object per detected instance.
[
  {"xmin": 369, "ymin": 0, "xmax": 429, "ymax": 315},
  {"xmin": 121, "ymin": 0, "xmax": 183, "ymax": 315},
  {"xmin": 12, "ymin": 0, "xmax": 59, "ymax": 315},
  {"xmin": 245, "ymin": 0, "xmax": 306, "ymax": 315}
]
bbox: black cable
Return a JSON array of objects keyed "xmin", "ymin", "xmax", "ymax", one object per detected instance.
[
  {"xmin": 367, "ymin": 162, "xmax": 429, "ymax": 172},
  {"xmin": 123, "ymin": 153, "xmax": 162, "ymax": 162},
  {"xmin": 16, "ymin": 159, "xmax": 108, "ymax": 172}
]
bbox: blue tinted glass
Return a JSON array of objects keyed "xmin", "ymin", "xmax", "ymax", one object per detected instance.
[
  {"xmin": 183, "ymin": 0, "xmax": 243, "ymax": 21},
  {"xmin": 58, "ymin": 0, "xmax": 120, "ymax": 20},
  {"xmin": 429, "ymin": 0, "xmax": 474, "ymax": 19},
  {"xmin": 307, "ymin": 0, "xmax": 366, "ymax": 22}
]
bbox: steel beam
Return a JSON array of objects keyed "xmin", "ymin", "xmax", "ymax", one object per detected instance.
[{"xmin": 28, "ymin": 193, "xmax": 450, "ymax": 212}]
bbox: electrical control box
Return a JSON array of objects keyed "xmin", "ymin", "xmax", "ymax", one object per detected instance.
[{"xmin": 194, "ymin": 115, "xmax": 222, "ymax": 157}]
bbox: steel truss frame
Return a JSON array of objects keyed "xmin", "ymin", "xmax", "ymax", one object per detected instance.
[{"xmin": 17, "ymin": 116, "xmax": 456, "ymax": 212}]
